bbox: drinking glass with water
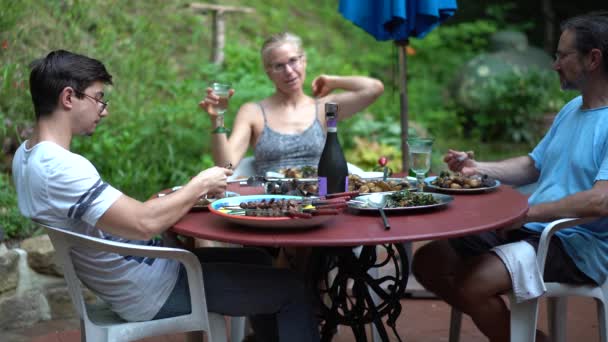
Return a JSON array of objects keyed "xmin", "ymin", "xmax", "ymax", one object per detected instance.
[
  {"xmin": 408, "ymin": 138, "xmax": 434, "ymax": 192},
  {"xmin": 210, "ymin": 82, "xmax": 231, "ymax": 134}
]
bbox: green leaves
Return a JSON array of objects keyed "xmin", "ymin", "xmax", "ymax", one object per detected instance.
[{"xmin": 459, "ymin": 69, "xmax": 574, "ymax": 144}]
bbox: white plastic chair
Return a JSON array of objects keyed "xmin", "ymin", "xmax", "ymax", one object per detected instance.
[
  {"xmin": 38, "ymin": 222, "xmax": 245, "ymax": 342},
  {"xmin": 448, "ymin": 217, "xmax": 608, "ymax": 342}
]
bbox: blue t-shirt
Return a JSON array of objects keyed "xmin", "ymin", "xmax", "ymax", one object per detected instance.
[{"xmin": 525, "ymin": 96, "xmax": 608, "ymax": 284}]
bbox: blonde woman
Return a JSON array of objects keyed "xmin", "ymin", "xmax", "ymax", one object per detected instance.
[{"xmin": 200, "ymin": 32, "xmax": 384, "ymax": 175}]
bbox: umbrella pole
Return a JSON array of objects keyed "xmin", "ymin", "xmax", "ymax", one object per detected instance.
[{"xmin": 397, "ymin": 40, "xmax": 409, "ymax": 174}]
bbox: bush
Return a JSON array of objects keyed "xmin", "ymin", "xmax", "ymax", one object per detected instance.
[
  {"xmin": 0, "ymin": 1, "xmax": 538, "ymax": 238},
  {"xmin": 0, "ymin": 173, "xmax": 36, "ymax": 240},
  {"xmin": 457, "ymin": 69, "xmax": 575, "ymax": 144}
]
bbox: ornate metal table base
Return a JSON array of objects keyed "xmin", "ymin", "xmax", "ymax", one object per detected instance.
[{"xmin": 310, "ymin": 243, "xmax": 409, "ymax": 342}]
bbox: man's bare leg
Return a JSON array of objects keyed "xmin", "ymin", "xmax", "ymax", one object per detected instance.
[{"xmin": 412, "ymin": 239, "xmax": 532, "ymax": 342}]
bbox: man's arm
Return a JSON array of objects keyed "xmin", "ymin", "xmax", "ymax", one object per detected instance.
[
  {"xmin": 96, "ymin": 166, "xmax": 232, "ymax": 240},
  {"xmin": 444, "ymin": 150, "xmax": 540, "ymax": 186},
  {"xmin": 473, "ymin": 156, "xmax": 540, "ymax": 186},
  {"xmin": 526, "ymin": 180, "xmax": 608, "ymax": 223}
]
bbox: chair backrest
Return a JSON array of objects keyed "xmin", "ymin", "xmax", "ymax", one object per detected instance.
[
  {"xmin": 228, "ymin": 156, "xmax": 256, "ymax": 180},
  {"xmin": 41, "ymin": 223, "xmax": 95, "ymax": 321},
  {"xmin": 37, "ymin": 221, "xmax": 215, "ymax": 341}
]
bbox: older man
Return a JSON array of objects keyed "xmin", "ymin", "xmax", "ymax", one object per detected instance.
[{"xmin": 413, "ymin": 12, "xmax": 608, "ymax": 342}]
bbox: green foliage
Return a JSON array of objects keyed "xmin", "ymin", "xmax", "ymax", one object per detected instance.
[
  {"xmin": 0, "ymin": 173, "xmax": 36, "ymax": 240},
  {"xmin": 345, "ymin": 137, "xmax": 403, "ymax": 173},
  {"xmin": 458, "ymin": 69, "xmax": 575, "ymax": 144},
  {"xmin": 0, "ymin": 0, "xmax": 550, "ymax": 238}
]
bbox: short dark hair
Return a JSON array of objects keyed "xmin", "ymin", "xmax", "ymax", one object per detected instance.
[
  {"xmin": 29, "ymin": 50, "xmax": 113, "ymax": 119},
  {"xmin": 561, "ymin": 11, "xmax": 608, "ymax": 75}
]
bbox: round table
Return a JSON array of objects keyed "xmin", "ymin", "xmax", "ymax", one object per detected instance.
[
  {"xmin": 171, "ymin": 183, "xmax": 528, "ymax": 341},
  {"xmin": 173, "ymin": 184, "xmax": 528, "ymax": 246}
]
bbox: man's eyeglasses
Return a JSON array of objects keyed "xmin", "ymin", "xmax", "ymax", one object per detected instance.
[
  {"xmin": 268, "ymin": 55, "xmax": 304, "ymax": 73},
  {"xmin": 74, "ymin": 90, "xmax": 108, "ymax": 113},
  {"xmin": 554, "ymin": 50, "xmax": 578, "ymax": 63}
]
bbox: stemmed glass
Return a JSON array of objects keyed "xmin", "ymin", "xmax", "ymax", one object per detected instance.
[
  {"xmin": 210, "ymin": 82, "xmax": 231, "ymax": 134},
  {"xmin": 408, "ymin": 138, "xmax": 434, "ymax": 192}
]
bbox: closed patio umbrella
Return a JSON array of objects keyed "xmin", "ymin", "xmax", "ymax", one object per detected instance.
[{"xmin": 339, "ymin": 0, "xmax": 457, "ymax": 172}]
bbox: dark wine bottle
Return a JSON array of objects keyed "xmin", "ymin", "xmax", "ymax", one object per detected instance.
[{"xmin": 318, "ymin": 102, "xmax": 349, "ymax": 196}]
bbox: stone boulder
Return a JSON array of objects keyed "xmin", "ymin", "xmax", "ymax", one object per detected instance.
[
  {"xmin": 44, "ymin": 284, "xmax": 98, "ymax": 319},
  {"xmin": 21, "ymin": 235, "xmax": 63, "ymax": 276},
  {"xmin": 0, "ymin": 243, "xmax": 19, "ymax": 293},
  {"xmin": 0, "ymin": 288, "xmax": 50, "ymax": 329},
  {"xmin": 450, "ymin": 30, "xmax": 553, "ymax": 112}
]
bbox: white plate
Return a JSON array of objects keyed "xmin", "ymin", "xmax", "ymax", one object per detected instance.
[
  {"xmin": 348, "ymin": 192, "xmax": 453, "ymax": 212},
  {"xmin": 358, "ymin": 171, "xmax": 385, "ymax": 178},
  {"xmin": 424, "ymin": 176, "xmax": 501, "ymax": 193},
  {"xmin": 209, "ymin": 195, "xmax": 334, "ymax": 229}
]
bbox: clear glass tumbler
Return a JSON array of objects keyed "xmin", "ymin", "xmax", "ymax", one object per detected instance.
[
  {"xmin": 407, "ymin": 138, "xmax": 434, "ymax": 192},
  {"xmin": 210, "ymin": 82, "xmax": 231, "ymax": 134}
]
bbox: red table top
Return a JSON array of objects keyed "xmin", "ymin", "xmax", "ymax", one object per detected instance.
[{"xmin": 171, "ymin": 183, "xmax": 529, "ymax": 247}]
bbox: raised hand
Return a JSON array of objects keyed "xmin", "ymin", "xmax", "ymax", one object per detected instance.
[
  {"xmin": 443, "ymin": 149, "xmax": 477, "ymax": 176},
  {"xmin": 312, "ymin": 75, "xmax": 333, "ymax": 98},
  {"xmin": 198, "ymin": 87, "xmax": 235, "ymax": 116}
]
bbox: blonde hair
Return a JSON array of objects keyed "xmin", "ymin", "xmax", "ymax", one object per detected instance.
[{"xmin": 261, "ymin": 32, "xmax": 304, "ymax": 66}]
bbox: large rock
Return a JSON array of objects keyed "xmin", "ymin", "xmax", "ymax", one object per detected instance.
[
  {"xmin": 450, "ymin": 30, "xmax": 553, "ymax": 112},
  {"xmin": 0, "ymin": 288, "xmax": 51, "ymax": 329},
  {"xmin": 0, "ymin": 244, "xmax": 19, "ymax": 293},
  {"xmin": 21, "ymin": 234, "xmax": 62, "ymax": 276},
  {"xmin": 44, "ymin": 284, "xmax": 97, "ymax": 320},
  {"xmin": 45, "ymin": 285, "xmax": 77, "ymax": 319}
]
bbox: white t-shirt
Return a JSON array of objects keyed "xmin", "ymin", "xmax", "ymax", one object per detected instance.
[{"xmin": 12, "ymin": 141, "xmax": 180, "ymax": 321}]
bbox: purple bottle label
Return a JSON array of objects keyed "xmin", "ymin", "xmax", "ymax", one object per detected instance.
[
  {"xmin": 318, "ymin": 177, "xmax": 349, "ymax": 196},
  {"xmin": 327, "ymin": 117, "xmax": 337, "ymax": 128},
  {"xmin": 318, "ymin": 177, "xmax": 328, "ymax": 196}
]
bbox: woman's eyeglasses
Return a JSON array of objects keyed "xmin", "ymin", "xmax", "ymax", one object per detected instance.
[
  {"xmin": 268, "ymin": 55, "xmax": 304, "ymax": 73},
  {"xmin": 74, "ymin": 90, "xmax": 108, "ymax": 113}
]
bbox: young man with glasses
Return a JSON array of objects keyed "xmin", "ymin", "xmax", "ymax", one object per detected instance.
[
  {"xmin": 413, "ymin": 12, "xmax": 608, "ymax": 342},
  {"xmin": 13, "ymin": 50, "xmax": 320, "ymax": 342}
]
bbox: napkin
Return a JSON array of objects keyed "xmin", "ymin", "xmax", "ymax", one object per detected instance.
[{"xmin": 491, "ymin": 241, "xmax": 546, "ymax": 303}]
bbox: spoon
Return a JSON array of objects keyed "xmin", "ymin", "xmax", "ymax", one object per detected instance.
[{"xmin": 365, "ymin": 193, "xmax": 391, "ymax": 230}]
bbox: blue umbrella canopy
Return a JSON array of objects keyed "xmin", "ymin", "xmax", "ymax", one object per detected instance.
[
  {"xmin": 339, "ymin": 0, "xmax": 457, "ymax": 41},
  {"xmin": 339, "ymin": 0, "xmax": 457, "ymax": 171}
]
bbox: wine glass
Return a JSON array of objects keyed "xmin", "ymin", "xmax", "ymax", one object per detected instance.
[
  {"xmin": 210, "ymin": 82, "xmax": 231, "ymax": 134},
  {"xmin": 407, "ymin": 138, "xmax": 434, "ymax": 192}
]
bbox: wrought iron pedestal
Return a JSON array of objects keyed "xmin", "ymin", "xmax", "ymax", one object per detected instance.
[{"xmin": 310, "ymin": 243, "xmax": 409, "ymax": 342}]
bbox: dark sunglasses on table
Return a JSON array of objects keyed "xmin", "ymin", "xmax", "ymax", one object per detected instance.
[{"xmin": 74, "ymin": 90, "xmax": 109, "ymax": 113}]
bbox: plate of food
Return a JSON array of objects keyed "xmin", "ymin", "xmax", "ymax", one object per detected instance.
[
  {"xmin": 191, "ymin": 191, "xmax": 240, "ymax": 211},
  {"xmin": 348, "ymin": 174, "xmax": 417, "ymax": 193},
  {"xmin": 209, "ymin": 194, "xmax": 337, "ymax": 229},
  {"xmin": 264, "ymin": 178, "xmax": 319, "ymax": 197},
  {"xmin": 278, "ymin": 166, "xmax": 318, "ymax": 178},
  {"xmin": 348, "ymin": 190, "xmax": 453, "ymax": 212},
  {"xmin": 156, "ymin": 187, "xmax": 240, "ymax": 211},
  {"xmin": 425, "ymin": 172, "xmax": 500, "ymax": 194}
]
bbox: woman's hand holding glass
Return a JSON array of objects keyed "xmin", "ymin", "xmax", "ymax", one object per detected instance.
[{"xmin": 199, "ymin": 83, "xmax": 234, "ymax": 134}]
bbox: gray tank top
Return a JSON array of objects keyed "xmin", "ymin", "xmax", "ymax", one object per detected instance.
[{"xmin": 254, "ymin": 101, "xmax": 326, "ymax": 175}]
